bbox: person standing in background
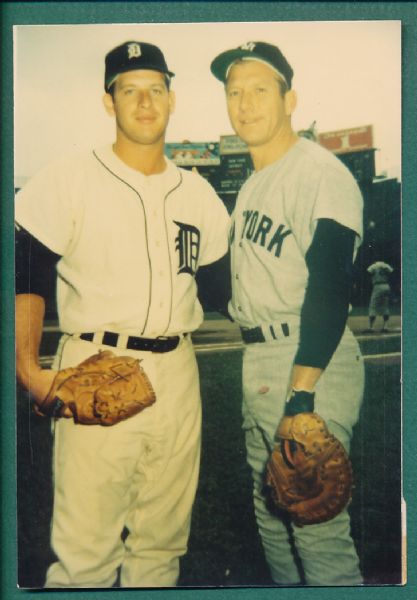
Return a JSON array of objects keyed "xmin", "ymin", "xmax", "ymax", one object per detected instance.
[{"xmin": 366, "ymin": 260, "xmax": 394, "ymax": 332}]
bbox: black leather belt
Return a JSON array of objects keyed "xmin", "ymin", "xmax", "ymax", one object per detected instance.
[
  {"xmin": 79, "ymin": 331, "xmax": 182, "ymax": 353},
  {"xmin": 240, "ymin": 323, "xmax": 290, "ymax": 344}
]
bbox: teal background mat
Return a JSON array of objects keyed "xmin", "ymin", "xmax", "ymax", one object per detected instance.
[{"xmin": 2, "ymin": 2, "xmax": 416, "ymax": 599}]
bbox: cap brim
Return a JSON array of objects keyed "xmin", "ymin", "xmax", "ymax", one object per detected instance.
[
  {"xmin": 211, "ymin": 48, "xmax": 290, "ymax": 87},
  {"xmin": 105, "ymin": 64, "xmax": 175, "ymax": 90},
  {"xmin": 210, "ymin": 48, "xmax": 252, "ymax": 82}
]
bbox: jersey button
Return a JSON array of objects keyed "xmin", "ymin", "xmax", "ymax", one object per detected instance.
[
  {"xmin": 235, "ymin": 274, "xmax": 239, "ymax": 279},
  {"xmin": 237, "ymin": 305, "xmax": 242, "ymax": 311}
]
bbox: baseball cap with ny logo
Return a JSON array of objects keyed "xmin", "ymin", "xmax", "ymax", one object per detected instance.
[{"xmin": 210, "ymin": 41, "xmax": 293, "ymax": 88}]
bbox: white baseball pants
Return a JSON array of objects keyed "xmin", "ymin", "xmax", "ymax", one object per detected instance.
[{"xmin": 45, "ymin": 334, "xmax": 201, "ymax": 588}]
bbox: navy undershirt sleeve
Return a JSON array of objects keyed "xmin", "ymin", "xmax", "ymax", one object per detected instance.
[
  {"xmin": 195, "ymin": 250, "xmax": 232, "ymax": 319},
  {"xmin": 15, "ymin": 227, "xmax": 61, "ymax": 298},
  {"xmin": 294, "ymin": 218, "xmax": 357, "ymax": 369}
]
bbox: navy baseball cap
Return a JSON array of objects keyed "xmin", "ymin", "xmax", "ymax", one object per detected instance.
[
  {"xmin": 104, "ymin": 41, "xmax": 175, "ymax": 91},
  {"xmin": 210, "ymin": 41, "xmax": 293, "ymax": 88}
]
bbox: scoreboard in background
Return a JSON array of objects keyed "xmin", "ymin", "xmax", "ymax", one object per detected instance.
[
  {"xmin": 165, "ymin": 141, "xmax": 220, "ymax": 166},
  {"xmin": 336, "ymin": 149, "xmax": 376, "ymax": 183},
  {"xmin": 217, "ymin": 135, "xmax": 253, "ymax": 194},
  {"xmin": 165, "ymin": 137, "xmax": 253, "ymax": 202},
  {"xmin": 318, "ymin": 125, "xmax": 374, "ymax": 154},
  {"xmin": 318, "ymin": 125, "xmax": 376, "ymax": 183},
  {"xmin": 165, "ymin": 125, "xmax": 378, "ymax": 196},
  {"xmin": 165, "ymin": 141, "xmax": 222, "ymax": 192}
]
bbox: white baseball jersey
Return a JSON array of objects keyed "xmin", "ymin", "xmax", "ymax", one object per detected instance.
[
  {"xmin": 229, "ymin": 137, "xmax": 363, "ymax": 328},
  {"xmin": 15, "ymin": 145, "xmax": 230, "ymax": 336}
]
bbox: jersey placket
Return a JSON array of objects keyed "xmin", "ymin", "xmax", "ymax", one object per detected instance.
[
  {"xmin": 141, "ymin": 183, "xmax": 172, "ymax": 336},
  {"xmin": 231, "ymin": 195, "xmax": 251, "ymax": 325}
]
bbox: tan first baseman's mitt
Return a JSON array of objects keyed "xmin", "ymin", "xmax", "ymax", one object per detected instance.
[
  {"xmin": 34, "ymin": 350, "xmax": 156, "ymax": 425},
  {"xmin": 266, "ymin": 407, "xmax": 353, "ymax": 527}
]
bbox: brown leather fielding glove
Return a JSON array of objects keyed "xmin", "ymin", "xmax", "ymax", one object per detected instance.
[
  {"xmin": 265, "ymin": 392, "xmax": 353, "ymax": 526},
  {"xmin": 34, "ymin": 350, "xmax": 156, "ymax": 425}
]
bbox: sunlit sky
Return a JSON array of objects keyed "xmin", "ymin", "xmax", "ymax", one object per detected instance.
[{"xmin": 14, "ymin": 20, "xmax": 401, "ymax": 183}]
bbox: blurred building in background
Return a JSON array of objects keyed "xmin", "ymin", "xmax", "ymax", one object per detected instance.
[{"xmin": 316, "ymin": 125, "xmax": 400, "ymax": 307}]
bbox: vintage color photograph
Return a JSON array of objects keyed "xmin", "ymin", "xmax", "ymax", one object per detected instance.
[{"xmin": 14, "ymin": 20, "xmax": 402, "ymax": 589}]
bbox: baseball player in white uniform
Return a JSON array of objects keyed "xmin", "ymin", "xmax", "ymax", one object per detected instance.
[
  {"xmin": 15, "ymin": 41, "xmax": 230, "ymax": 588},
  {"xmin": 211, "ymin": 42, "xmax": 364, "ymax": 585},
  {"xmin": 367, "ymin": 260, "xmax": 394, "ymax": 332}
]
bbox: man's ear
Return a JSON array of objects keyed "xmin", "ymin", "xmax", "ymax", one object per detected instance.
[
  {"xmin": 284, "ymin": 89, "xmax": 297, "ymax": 116},
  {"xmin": 103, "ymin": 93, "xmax": 115, "ymax": 116}
]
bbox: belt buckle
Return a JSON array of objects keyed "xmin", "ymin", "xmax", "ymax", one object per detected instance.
[
  {"xmin": 253, "ymin": 327, "xmax": 265, "ymax": 343},
  {"xmin": 155, "ymin": 335, "xmax": 177, "ymax": 352},
  {"xmin": 244, "ymin": 328, "xmax": 254, "ymax": 343},
  {"xmin": 241, "ymin": 326, "xmax": 263, "ymax": 344},
  {"xmin": 155, "ymin": 336, "xmax": 169, "ymax": 351}
]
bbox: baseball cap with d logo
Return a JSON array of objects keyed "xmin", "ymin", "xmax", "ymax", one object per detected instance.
[
  {"xmin": 210, "ymin": 41, "xmax": 293, "ymax": 88},
  {"xmin": 104, "ymin": 41, "xmax": 175, "ymax": 91}
]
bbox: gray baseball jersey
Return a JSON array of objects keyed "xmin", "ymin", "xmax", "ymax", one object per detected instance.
[{"xmin": 229, "ymin": 137, "xmax": 363, "ymax": 328}]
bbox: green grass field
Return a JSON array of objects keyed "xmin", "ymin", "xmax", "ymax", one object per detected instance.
[{"xmin": 17, "ymin": 348, "xmax": 402, "ymax": 588}]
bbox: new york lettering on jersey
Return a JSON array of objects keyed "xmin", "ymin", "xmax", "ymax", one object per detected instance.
[{"xmin": 232, "ymin": 210, "xmax": 292, "ymax": 258}]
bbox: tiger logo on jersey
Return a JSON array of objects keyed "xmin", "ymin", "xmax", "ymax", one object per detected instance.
[{"xmin": 174, "ymin": 221, "xmax": 200, "ymax": 276}]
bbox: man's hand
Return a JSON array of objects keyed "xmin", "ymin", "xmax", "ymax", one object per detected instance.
[
  {"xmin": 20, "ymin": 366, "xmax": 73, "ymax": 418},
  {"xmin": 34, "ymin": 351, "xmax": 156, "ymax": 425}
]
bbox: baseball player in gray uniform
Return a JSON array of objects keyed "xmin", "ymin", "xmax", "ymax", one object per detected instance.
[
  {"xmin": 367, "ymin": 260, "xmax": 394, "ymax": 332},
  {"xmin": 15, "ymin": 41, "xmax": 230, "ymax": 588},
  {"xmin": 211, "ymin": 42, "xmax": 364, "ymax": 585}
]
